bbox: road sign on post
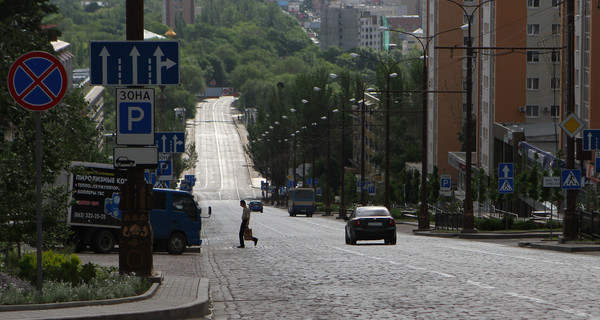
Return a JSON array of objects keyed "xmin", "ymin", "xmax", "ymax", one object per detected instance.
[
  {"xmin": 89, "ymin": 41, "xmax": 179, "ymax": 86},
  {"xmin": 155, "ymin": 132, "xmax": 185, "ymax": 153},
  {"xmin": 498, "ymin": 163, "xmax": 514, "ymax": 194},
  {"xmin": 8, "ymin": 51, "xmax": 69, "ymax": 291},
  {"xmin": 561, "ymin": 169, "xmax": 582, "ymax": 190},
  {"xmin": 543, "ymin": 176, "xmax": 561, "ymax": 188},
  {"xmin": 116, "ymin": 88, "xmax": 154, "ymax": 145},
  {"xmin": 559, "ymin": 113, "xmax": 584, "ymax": 138},
  {"xmin": 583, "ymin": 129, "xmax": 600, "ymax": 151},
  {"xmin": 440, "ymin": 175, "xmax": 451, "ymax": 191},
  {"xmin": 8, "ymin": 51, "xmax": 68, "ymax": 111}
]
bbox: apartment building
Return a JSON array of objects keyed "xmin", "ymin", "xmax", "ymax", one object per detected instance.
[
  {"xmin": 427, "ymin": 0, "xmax": 574, "ymax": 191},
  {"xmin": 320, "ymin": 1, "xmax": 383, "ymax": 51},
  {"xmin": 163, "ymin": 0, "xmax": 195, "ymax": 28}
]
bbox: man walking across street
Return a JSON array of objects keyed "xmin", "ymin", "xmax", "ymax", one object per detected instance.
[{"xmin": 238, "ymin": 200, "xmax": 258, "ymax": 248}]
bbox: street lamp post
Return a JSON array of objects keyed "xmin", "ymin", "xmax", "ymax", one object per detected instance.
[
  {"xmin": 445, "ymin": 0, "xmax": 494, "ymax": 232},
  {"xmin": 381, "ymin": 24, "xmax": 471, "ymax": 230},
  {"xmin": 352, "ymin": 53, "xmax": 417, "ymax": 211}
]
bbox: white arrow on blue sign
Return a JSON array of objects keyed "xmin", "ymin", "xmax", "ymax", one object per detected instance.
[
  {"xmin": 498, "ymin": 163, "xmax": 514, "ymax": 179},
  {"xmin": 89, "ymin": 41, "xmax": 179, "ymax": 86},
  {"xmin": 498, "ymin": 163, "xmax": 514, "ymax": 194},
  {"xmin": 583, "ymin": 129, "xmax": 600, "ymax": 151},
  {"xmin": 155, "ymin": 132, "xmax": 185, "ymax": 153}
]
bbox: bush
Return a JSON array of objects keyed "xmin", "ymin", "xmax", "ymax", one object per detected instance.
[
  {"xmin": 546, "ymin": 220, "xmax": 562, "ymax": 229},
  {"xmin": 18, "ymin": 250, "xmax": 82, "ymax": 285},
  {"xmin": 475, "ymin": 217, "xmax": 510, "ymax": 231},
  {"xmin": 512, "ymin": 220, "xmax": 541, "ymax": 230}
]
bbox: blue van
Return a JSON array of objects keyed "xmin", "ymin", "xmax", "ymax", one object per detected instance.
[
  {"xmin": 287, "ymin": 188, "xmax": 316, "ymax": 217},
  {"xmin": 150, "ymin": 188, "xmax": 203, "ymax": 254}
]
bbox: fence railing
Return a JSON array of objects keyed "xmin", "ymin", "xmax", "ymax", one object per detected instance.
[
  {"xmin": 434, "ymin": 212, "xmax": 463, "ymax": 231},
  {"xmin": 575, "ymin": 210, "xmax": 600, "ymax": 241}
]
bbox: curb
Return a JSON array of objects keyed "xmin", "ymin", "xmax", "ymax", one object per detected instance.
[{"xmin": 0, "ymin": 282, "xmax": 160, "ymax": 312}]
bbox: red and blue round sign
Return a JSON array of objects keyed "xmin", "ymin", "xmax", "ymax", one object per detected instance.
[{"xmin": 7, "ymin": 51, "xmax": 68, "ymax": 111}]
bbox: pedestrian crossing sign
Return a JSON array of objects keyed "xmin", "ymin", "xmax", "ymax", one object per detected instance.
[
  {"xmin": 561, "ymin": 169, "xmax": 582, "ymax": 190},
  {"xmin": 498, "ymin": 178, "xmax": 514, "ymax": 194}
]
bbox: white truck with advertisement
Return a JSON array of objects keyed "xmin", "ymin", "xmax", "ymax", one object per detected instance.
[{"xmin": 65, "ymin": 161, "xmax": 205, "ymax": 254}]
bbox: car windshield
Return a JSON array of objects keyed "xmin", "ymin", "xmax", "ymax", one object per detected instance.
[{"xmin": 355, "ymin": 208, "xmax": 390, "ymax": 217}]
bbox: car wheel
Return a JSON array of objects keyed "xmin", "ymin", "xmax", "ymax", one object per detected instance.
[
  {"xmin": 93, "ymin": 230, "xmax": 116, "ymax": 254},
  {"xmin": 388, "ymin": 234, "xmax": 397, "ymax": 245},
  {"xmin": 166, "ymin": 232, "xmax": 186, "ymax": 255},
  {"xmin": 350, "ymin": 232, "xmax": 357, "ymax": 245},
  {"xmin": 260, "ymin": 209, "xmax": 263, "ymax": 213},
  {"xmin": 308, "ymin": 214, "xmax": 313, "ymax": 217},
  {"xmin": 345, "ymin": 230, "xmax": 350, "ymax": 244}
]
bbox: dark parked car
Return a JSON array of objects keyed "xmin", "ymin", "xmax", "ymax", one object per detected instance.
[
  {"xmin": 248, "ymin": 200, "xmax": 263, "ymax": 213},
  {"xmin": 345, "ymin": 206, "xmax": 396, "ymax": 245}
]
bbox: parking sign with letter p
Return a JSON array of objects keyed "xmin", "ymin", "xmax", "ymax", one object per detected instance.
[{"xmin": 116, "ymin": 88, "xmax": 154, "ymax": 145}]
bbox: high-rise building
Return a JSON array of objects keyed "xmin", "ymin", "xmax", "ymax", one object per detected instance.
[
  {"xmin": 320, "ymin": 1, "xmax": 382, "ymax": 51},
  {"xmin": 426, "ymin": 0, "xmax": 589, "ymax": 189},
  {"xmin": 163, "ymin": 0, "xmax": 195, "ymax": 28}
]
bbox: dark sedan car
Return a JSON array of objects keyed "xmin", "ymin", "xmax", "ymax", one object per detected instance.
[
  {"xmin": 248, "ymin": 200, "xmax": 263, "ymax": 213},
  {"xmin": 345, "ymin": 206, "xmax": 396, "ymax": 245}
]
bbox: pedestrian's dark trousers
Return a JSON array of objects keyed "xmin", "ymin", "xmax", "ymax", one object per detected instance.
[{"xmin": 239, "ymin": 219, "xmax": 257, "ymax": 246}]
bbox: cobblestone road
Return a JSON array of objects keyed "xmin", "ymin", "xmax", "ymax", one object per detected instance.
[
  {"xmin": 80, "ymin": 97, "xmax": 600, "ymax": 319},
  {"xmin": 195, "ymin": 200, "xmax": 600, "ymax": 320}
]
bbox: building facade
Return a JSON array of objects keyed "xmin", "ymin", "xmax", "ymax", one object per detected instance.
[{"xmin": 163, "ymin": 0, "xmax": 195, "ymax": 28}]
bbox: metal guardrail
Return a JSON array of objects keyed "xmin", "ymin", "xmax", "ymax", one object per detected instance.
[{"xmin": 575, "ymin": 210, "xmax": 600, "ymax": 241}]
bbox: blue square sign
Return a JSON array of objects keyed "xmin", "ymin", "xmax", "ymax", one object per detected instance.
[
  {"xmin": 116, "ymin": 88, "xmax": 154, "ymax": 145},
  {"xmin": 561, "ymin": 169, "xmax": 582, "ymax": 190}
]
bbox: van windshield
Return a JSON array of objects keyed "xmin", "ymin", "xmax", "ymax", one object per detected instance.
[{"xmin": 294, "ymin": 190, "xmax": 314, "ymax": 200}]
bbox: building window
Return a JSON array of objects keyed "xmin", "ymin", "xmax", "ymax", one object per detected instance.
[
  {"xmin": 527, "ymin": 24, "xmax": 540, "ymax": 35},
  {"xmin": 552, "ymin": 0, "xmax": 560, "ymax": 7},
  {"xmin": 526, "ymin": 105, "xmax": 539, "ymax": 118},
  {"xmin": 527, "ymin": 51, "xmax": 540, "ymax": 62},
  {"xmin": 552, "ymin": 24, "xmax": 561, "ymax": 35},
  {"xmin": 551, "ymin": 51, "xmax": 560, "ymax": 63},
  {"xmin": 551, "ymin": 105, "xmax": 559, "ymax": 118},
  {"xmin": 526, "ymin": 78, "xmax": 540, "ymax": 90},
  {"xmin": 528, "ymin": 0, "xmax": 540, "ymax": 8}
]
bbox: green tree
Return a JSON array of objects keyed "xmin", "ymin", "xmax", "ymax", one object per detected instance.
[
  {"xmin": 0, "ymin": 1, "xmax": 104, "ymax": 248},
  {"xmin": 427, "ymin": 165, "xmax": 440, "ymax": 204}
]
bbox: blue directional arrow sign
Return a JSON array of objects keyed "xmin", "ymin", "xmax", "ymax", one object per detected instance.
[
  {"xmin": 583, "ymin": 129, "xmax": 600, "ymax": 151},
  {"xmin": 155, "ymin": 132, "xmax": 185, "ymax": 153},
  {"xmin": 561, "ymin": 169, "xmax": 582, "ymax": 190},
  {"xmin": 498, "ymin": 163, "xmax": 514, "ymax": 194},
  {"xmin": 498, "ymin": 163, "xmax": 514, "ymax": 179},
  {"xmin": 89, "ymin": 41, "xmax": 179, "ymax": 86}
]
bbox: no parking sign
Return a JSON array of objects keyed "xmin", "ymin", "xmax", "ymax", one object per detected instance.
[{"xmin": 8, "ymin": 51, "xmax": 68, "ymax": 111}]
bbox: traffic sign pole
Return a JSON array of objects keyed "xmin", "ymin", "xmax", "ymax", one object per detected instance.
[{"xmin": 8, "ymin": 50, "xmax": 69, "ymax": 292}]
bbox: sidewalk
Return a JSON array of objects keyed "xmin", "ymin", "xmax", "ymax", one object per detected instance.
[{"xmin": 0, "ymin": 276, "xmax": 210, "ymax": 320}]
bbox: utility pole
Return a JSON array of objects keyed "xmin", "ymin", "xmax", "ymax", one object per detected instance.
[
  {"xmin": 563, "ymin": 0, "xmax": 576, "ymax": 240},
  {"xmin": 119, "ymin": 0, "xmax": 154, "ymax": 277}
]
